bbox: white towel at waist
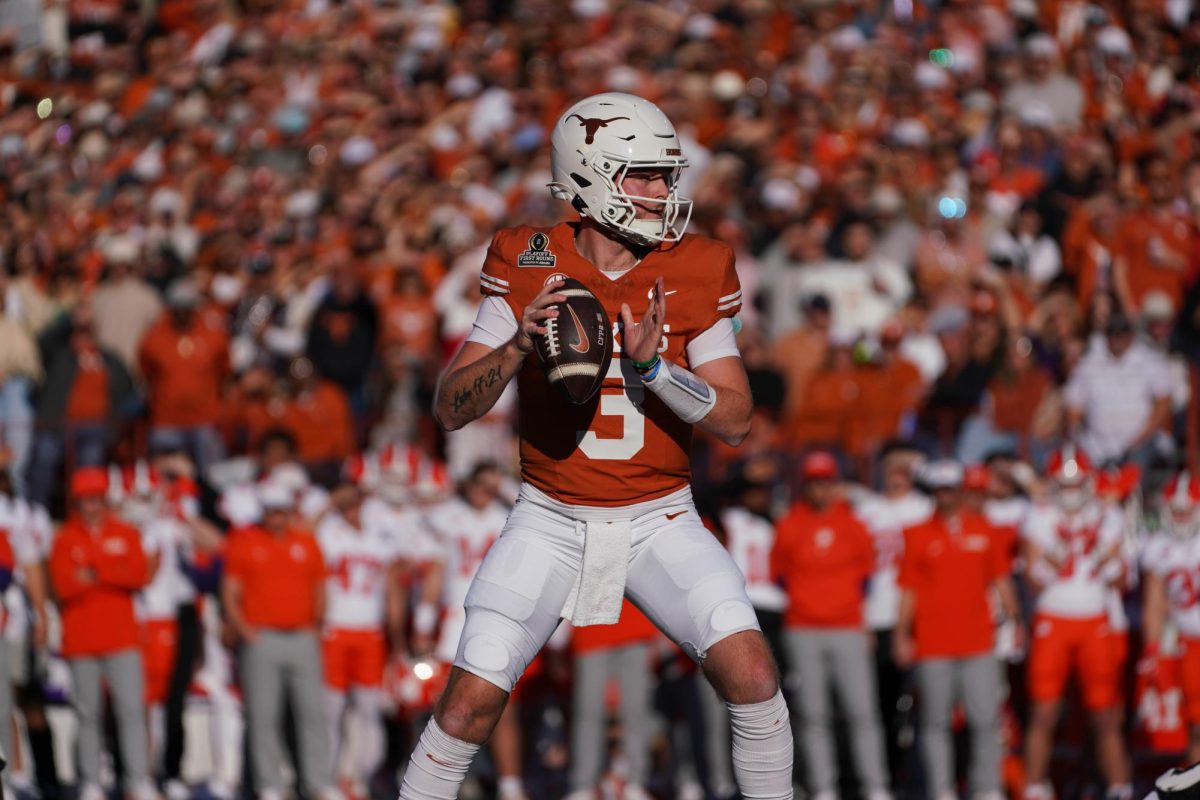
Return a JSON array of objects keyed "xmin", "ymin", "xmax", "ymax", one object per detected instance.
[{"xmin": 519, "ymin": 483, "xmax": 692, "ymax": 627}]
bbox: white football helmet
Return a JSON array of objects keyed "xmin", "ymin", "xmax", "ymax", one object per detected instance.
[
  {"xmin": 1162, "ymin": 471, "xmax": 1200, "ymax": 539},
  {"xmin": 1047, "ymin": 444, "xmax": 1093, "ymax": 513},
  {"xmin": 549, "ymin": 92, "xmax": 692, "ymax": 246}
]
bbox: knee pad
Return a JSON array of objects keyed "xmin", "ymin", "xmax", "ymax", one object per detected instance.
[
  {"xmin": 690, "ymin": 572, "xmax": 759, "ymax": 660},
  {"xmin": 453, "ymin": 608, "xmax": 538, "ymax": 693}
]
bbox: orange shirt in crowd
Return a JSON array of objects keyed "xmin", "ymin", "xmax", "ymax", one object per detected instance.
[
  {"xmin": 1114, "ymin": 208, "xmax": 1193, "ymax": 311},
  {"xmin": 784, "ymin": 368, "xmax": 859, "ymax": 450},
  {"xmin": 770, "ymin": 328, "xmax": 828, "ymax": 420},
  {"xmin": 286, "ymin": 381, "xmax": 356, "ymax": 463},
  {"xmin": 379, "ymin": 294, "xmax": 438, "ymax": 355},
  {"xmin": 897, "ymin": 511, "xmax": 1007, "ymax": 659},
  {"xmin": 570, "ymin": 600, "xmax": 658, "ymax": 654},
  {"xmin": 848, "ymin": 359, "xmax": 924, "ymax": 456},
  {"xmin": 65, "ymin": 349, "xmax": 109, "ymax": 423},
  {"xmin": 225, "ymin": 392, "xmax": 290, "ymax": 452},
  {"xmin": 224, "ymin": 526, "xmax": 324, "ymax": 630},
  {"xmin": 50, "ymin": 514, "xmax": 149, "ymax": 657},
  {"xmin": 772, "ymin": 501, "xmax": 874, "ymax": 629},
  {"xmin": 988, "ymin": 367, "xmax": 1052, "ymax": 435},
  {"xmin": 138, "ymin": 315, "xmax": 230, "ymax": 428},
  {"xmin": 1061, "ymin": 204, "xmax": 1117, "ymax": 306}
]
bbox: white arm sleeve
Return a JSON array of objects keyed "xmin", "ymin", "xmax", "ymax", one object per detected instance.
[
  {"xmin": 465, "ymin": 295, "xmax": 519, "ymax": 349},
  {"xmin": 686, "ymin": 318, "xmax": 741, "ymax": 368}
]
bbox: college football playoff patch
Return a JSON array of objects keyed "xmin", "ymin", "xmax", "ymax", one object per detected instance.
[{"xmin": 517, "ymin": 232, "xmax": 557, "ymax": 267}]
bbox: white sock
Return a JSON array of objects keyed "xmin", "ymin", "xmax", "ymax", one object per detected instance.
[
  {"xmin": 398, "ymin": 717, "xmax": 480, "ymax": 800},
  {"xmin": 727, "ymin": 690, "xmax": 794, "ymax": 800},
  {"xmin": 354, "ymin": 689, "xmax": 386, "ymax": 785},
  {"xmin": 325, "ymin": 689, "xmax": 347, "ymax": 778},
  {"xmin": 148, "ymin": 704, "xmax": 165, "ymax": 768},
  {"xmin": 498, "ymin": 775, "xmax": 525, "ymax": 799}
]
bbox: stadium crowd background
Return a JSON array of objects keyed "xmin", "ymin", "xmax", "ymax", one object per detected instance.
[{"xmin": 0, "ymin": 0, "xmax": 1198, "ymax": 799}]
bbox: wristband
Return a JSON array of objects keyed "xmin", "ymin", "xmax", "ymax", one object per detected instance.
[
  {"xmin": 631, "ymin": 354, "xmax": 660, "ymax": 372},
  {"xmin": 642, "ymin": 358, "xmax": 717, "ymax": 424}
]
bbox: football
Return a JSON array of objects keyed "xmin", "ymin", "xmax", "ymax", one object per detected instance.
[{"xmin": 534, "ymin": 276, "xmax": 613, "ymax": 404}]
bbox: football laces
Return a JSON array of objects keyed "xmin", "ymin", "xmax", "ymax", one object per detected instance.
[{"xmin": 543, "ymin": 316, "xmax": 561, "ymax": 358}]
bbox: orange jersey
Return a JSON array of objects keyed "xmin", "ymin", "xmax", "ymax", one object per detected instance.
[
  {"xmin": 771, "ymin": 501, "xmax": 874, "ymax": 629},
  {"xmin": 480, "ymin": 222, "xmax": 742, "ymax": 506},
  {"xmin": 50, "ymin": 515, "xmax": 150, "ymax": 657},
  {"xmin": 897, "ymin": 511, "xmax": 1007, "ymax": 659},
  {"xmin": 224, "ymin": 527, "xmax": 325, "ymax": 630}
]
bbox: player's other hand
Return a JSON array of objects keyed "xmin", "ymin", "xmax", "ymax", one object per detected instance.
[
  {"xmin": 620, "ymin": 275, "xmax": 666, "ymax": 365},
  {"xmin": 513, "ymin": 279, "xmax": 566, "ymax": 354}
]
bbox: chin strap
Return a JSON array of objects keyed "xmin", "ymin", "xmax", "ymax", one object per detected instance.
[{"xmin": 640, "ymin": 357, "xmax": 717, "ymax": 424}]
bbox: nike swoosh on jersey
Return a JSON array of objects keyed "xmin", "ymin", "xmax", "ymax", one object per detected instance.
[{"xmin": 665, "ymin": 510, "xmax": 687, "ymax": 520}]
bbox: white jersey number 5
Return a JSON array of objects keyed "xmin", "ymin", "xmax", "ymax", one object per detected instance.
[{"xmin": 577, "ymin": 358, "xmax": 645, "ymax": 460}]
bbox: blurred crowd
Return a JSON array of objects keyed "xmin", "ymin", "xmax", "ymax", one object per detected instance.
[{"xmin": 0, "ymin": 0, "xmax": 1199, "ymax": 798}]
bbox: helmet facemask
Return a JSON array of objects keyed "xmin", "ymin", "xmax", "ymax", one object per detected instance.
[
  {"xmin": 579, "ymin": 155, "xmax": 692, "ymax": 246},
  {"xmin": 1055, "ymin": 478, "xmax": 1090, "ymax": 513},
  {"xmin": 1167, "ymin": 504, "xmax": 1198, "ymax": 539}
]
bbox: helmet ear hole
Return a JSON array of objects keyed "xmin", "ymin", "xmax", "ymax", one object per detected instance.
[{"xmin": 570, "ymin": 172, "xmax": 592, "ymax": 188}]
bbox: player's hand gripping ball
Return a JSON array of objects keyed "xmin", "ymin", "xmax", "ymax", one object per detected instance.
[{"xmin": 534, "ymin": 276, "xmax": 613, "ymax": 404}]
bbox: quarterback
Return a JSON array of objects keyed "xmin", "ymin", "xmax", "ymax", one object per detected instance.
[{"xmin": 397, "ymin": 93, "xmax": 793, "ymax": 800}]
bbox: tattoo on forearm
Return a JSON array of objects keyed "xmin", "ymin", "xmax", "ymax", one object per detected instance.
[{"xmin": 450, "ymin": 366, "xmax": 504, "ymax": 414}]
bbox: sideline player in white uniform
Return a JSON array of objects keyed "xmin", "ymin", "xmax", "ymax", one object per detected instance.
[
  {"xmin": 350, "ymin": 443, "xmax": 443, "ymax": 582},
  {"xmin": 1142, "ymin": 472, "xmax": 1200, "ymax": 763},
  {"xmin": 417, "ymin": 463, "xmax": 526, "ymax": 800},
  {"xmin": 1022, "ymin": 447, "xmax": 1130, "ymax": 800},
  {"xmin": 317, "ymin": 483, "xmax": 406, "ymax": 800},
  {"xmin": 135, "ymin": 489, "xmax": 194, "ymax": 768},
  {"xmin": 397, "ymin": 92, "xmax": 793, "ymax": 800},
  {"xmin": 853, "ymin": 442, "xmax": 931, "ymax": 777},
  {"xmin": 0, "ymin": 464, "xmax": 52, "ymax": 797},
  {"xmin": 701, "ymin": 462, "xmax": 789, "ymax": 800}
]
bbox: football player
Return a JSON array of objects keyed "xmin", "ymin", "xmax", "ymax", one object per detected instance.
[
  {"xmin": 1021, "ymin": 447, "xmax": 1130, "ymax": 800},
  {"xmin": 1141, "ymin": 472, "xmax": 1200, "ymax": 762},
  {"xmin": 699, "ymin": 458, "xmax": 789, "ymax": 800},
  {"xmin": 397, "ymin": 92, "xmax": 792, "ymax": 800},
  {"xmin": 852, "ymin": 442, "xmax": 931, "ymax": 779},
  {"xmin": 317, "ymin": 482, "xmax": 406, "ymax": 800},
  {"xmin": 0, "ymin": 455, "xmax": 54, "ymax": 799},
  {"xmin": 416, "ymin": 462, "xmax": 526, "ymax": 800}
]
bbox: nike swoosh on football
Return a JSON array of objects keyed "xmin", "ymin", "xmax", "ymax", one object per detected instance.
[
  {"xmin": 665, "ymin": 510, "xmax": 686, "ymax": 520},
  {"xmin": 566, "ymin": 304, "xmax": 590, "ymax": 354}
]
